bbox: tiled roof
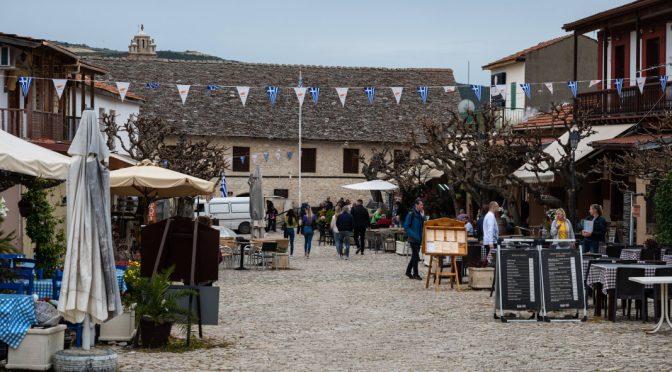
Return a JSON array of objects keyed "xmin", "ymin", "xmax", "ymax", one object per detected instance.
[
  {"xmin": 87, "ymin": 57, "xmax": 459, "ymax": 143},
  {"xmin": 482, "ymin": 35, "xmax": 574, "ymax": 70},
  {"xmin": 513, "ymin": 104, "xmax": 573, "ymax": 130},
  {"xmin": 94, "ymin": 81, "xmax": 143, "ymax": 102},
  {"xmin": 589, "ymin": 134, "xmax": 672, "ymax": 148}
]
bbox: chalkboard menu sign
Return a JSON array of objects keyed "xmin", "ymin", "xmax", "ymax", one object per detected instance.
[
  {"xmin": 497, "ymin": 249, "xmax": 541, "ymax": 311},
  {"xmin": 540, "ymin": 249, "xmax": 585, "ymax": 311}
]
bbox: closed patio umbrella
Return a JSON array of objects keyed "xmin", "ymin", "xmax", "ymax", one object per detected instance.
[
  {"xmin": 248, "ymin": 166, "xmax": 264, "ymax": 237},
  {"xmin": 58, "ymin": 109, "xmax": 122, "ymax": 350}
]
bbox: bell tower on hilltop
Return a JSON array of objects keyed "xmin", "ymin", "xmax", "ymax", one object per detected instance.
[{"xmin": 128, "ymin": 24, "xmax": 157, "ymax": 60}]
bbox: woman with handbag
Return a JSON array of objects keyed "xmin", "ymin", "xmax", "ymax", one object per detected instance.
[{"xmin": 302, "ymin": 205, "xmax": 317, "ymax": 259}]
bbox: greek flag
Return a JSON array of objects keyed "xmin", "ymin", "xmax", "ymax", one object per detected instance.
[
  {"xmin": 287, "ymin": 151, "xmax": 293, "ymax": 160},
  {"xmin": 471, "ymin": 85, "xmax": 482, "ymax": 102},
  {"xmin": 263, "ymin": 152, "xmax": 269, "ymax": 162},
  {"xmin": 145, "ymin": 82, "xmax": 160, "ymax": 90},
  {"xmin": 18, "ymin": 77, "xmax": 32, "ymax": 97},
  {"xmin": 266, "ymin": 85, "xmax": 279, "ymax": 106},
  {"xmin": 661, "ymin": 75, "xmax": 668, "ymax": 91},
  {"xmin": 309, "ymin": 87, "xmax": 320, "ymax": 105},
  {"xmin": 520, "ymin": 83, "xmax": 531, "ymax": 99},
  {"xmin": 220, "ymin": 175, "xmax": 228, "ymax": 197},
  {"xmin": 240, "ymin": 156, "xmax": 246, "ymax": 165},
  {"xmin": 614, "ymin": 78, "xmax": 624, "ymax": 97},
  {"xmin": 567, "ymin": 81, "xmax": 578, "ymax": 98},
  {"xmin": 364, "ymin": 86, "xmax": 376, "ymax": 105},
  {"xmin": 207, "ymin": 84, "xmax": 219, "ymax": 91},
  {"xmin": 417, "ymin": 86, "xmax": 429, "ymax": 104}
]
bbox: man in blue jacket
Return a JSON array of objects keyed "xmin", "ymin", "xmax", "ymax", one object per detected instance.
[{"xmin": 404, "ymin": 198, "xmax": 425, "ymax": 280}]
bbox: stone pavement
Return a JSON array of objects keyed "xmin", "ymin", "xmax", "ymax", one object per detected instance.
[{"xmin": 115, "ymin": 233, "xmax": 670, "ymax": 371}]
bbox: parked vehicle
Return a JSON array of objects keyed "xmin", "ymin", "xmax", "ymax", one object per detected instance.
[{"xmin": 195, "ymin": 197, "xmax": 251, "ymax": 234}]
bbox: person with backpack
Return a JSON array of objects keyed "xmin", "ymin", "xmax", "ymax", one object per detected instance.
[
  {"xmin": 302, "ymin": 205, "xmax": 317, "ymax": 258},
  {"xmin": 403, "ymin": 198, "xmax": 425, "ymax": 280}
]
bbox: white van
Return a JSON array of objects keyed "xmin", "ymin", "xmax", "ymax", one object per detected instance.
[{"xmin": 196, "ymin": 197, "xmax": 251, "ymax": 234}]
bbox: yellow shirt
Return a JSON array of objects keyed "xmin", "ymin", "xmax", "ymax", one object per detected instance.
[{"xmin": 557, "ymin": 220, "xmax": 569, "ymax": 239}]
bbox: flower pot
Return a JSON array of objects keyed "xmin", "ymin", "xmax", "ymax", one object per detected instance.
[
  {"xmin": 98, "ymin": 309, "xmax": 136, "ymax": 342},
  {"xmin": 17, "ymin": 199, "xmax": 34, "ymax": 217},
  {"xmin": 395, "ymin": 241, "xmax": 409, "ymax": 256},
  {"xmin": 468, "ymin": 267, "xmax": 494, "ymax": 289},
  {"xmin": 6, "ymin": 324, "xmax": 66, "ymax": 371},
  {"xmin": 139, "ymin": 318, "xmax": 172, "ymax": 348},
  {"xmin": 274, "ymin": 253, "xmax": 289, "ymax": 269}
]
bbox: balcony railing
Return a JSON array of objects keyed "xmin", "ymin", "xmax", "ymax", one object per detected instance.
[
  {"xmin": 576, "ymin": 82, "xmax": 672, "ymax": 120},
  {"xmin": 0, "ymin": 108, "xmax": 77, "ymax": 142}
]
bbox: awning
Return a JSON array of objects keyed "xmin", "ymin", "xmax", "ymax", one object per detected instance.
[
  {"xmin": 0, "ymin": 129, "xmax": 71, "ymax": 179},
  {"xmin": 342, "ymin": 180, "xmax": 398, "ymax": 191},
  {"xmin": 514, "ymin": 124, "xmax": 635, "ymax": 184}
]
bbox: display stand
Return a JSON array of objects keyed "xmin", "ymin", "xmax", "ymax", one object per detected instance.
[
  {"xmin": 421, "ymin": 218, "xmax": 467, "ymax": 292},
  {"xmin": 538, "ymin": 240, "xmax": 587, "ymax": 322},
  {"xmin": 495, "ymin": 245, "xmax": 541, "ymax": 322}
]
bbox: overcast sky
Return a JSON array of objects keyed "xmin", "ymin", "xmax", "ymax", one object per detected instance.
[{"xmin": 2, "ymin": 0, "xmax": 629, "ymax": 84}]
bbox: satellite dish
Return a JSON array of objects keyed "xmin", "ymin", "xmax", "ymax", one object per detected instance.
[{"xmin": 458, "ymin": 99, "xmax": 476, "ymax": 114}]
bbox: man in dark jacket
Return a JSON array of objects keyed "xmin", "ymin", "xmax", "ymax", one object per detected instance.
[
  {"xmin": 351, "ymin": 199, "xmax": 370, "ymax": 255},
  {"xmin": 336, "ymin": 205, "xmax": 355, "ymax": 259},
  {"xmin": 582, "ymin": 204, "xmax": 607, "ymax": 253},
  {"xmin": 403, "ymin": 198, "xmax": 425, "ymax": 280}
]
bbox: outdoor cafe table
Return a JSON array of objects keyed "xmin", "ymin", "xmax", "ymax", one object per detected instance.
[
  {"xmin": 16, "ymin": 269, "xmax": 127, "ymax": 299},
  {"xmin": 0, "ymin": 294, "xmax": 36, "ymax": 349},
  {"xmin": 663, "ymin": 255, "xmax": 672, "ymax": 266},
  {"xmin": 620, "ymin": 248, "xmax": 643, "ymax": 260},
  {"xmin": 629, "ymin": 276, "xmax": 672, "ymax": 334},
  {"xmin": 587, "ymin": 263, "xmax": 668, "ymax": 321}
]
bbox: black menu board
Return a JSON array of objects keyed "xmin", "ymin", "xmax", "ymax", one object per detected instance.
[
  {"xmin": 541, "ymin": 249, "xmax": 585, "ymax": 311},
  {"xmin": 497, "ymin": 249, "xmax": 541, "ymax": 311}
]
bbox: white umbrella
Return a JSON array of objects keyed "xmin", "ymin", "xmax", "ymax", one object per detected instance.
[
  {"xmin": 0, "ymin": 129, "xmax": 70, "ymax": 179},
  {"xmin": 58, "ymin": 110, "xmax": 122, "ymax": 350},
  {"xmin": 248, "ymin": 166, "xmax": 264, "ymax": 239},
  {"xmin": 342, "ymin": 180, "xmax": 398, "ymax": 191}
]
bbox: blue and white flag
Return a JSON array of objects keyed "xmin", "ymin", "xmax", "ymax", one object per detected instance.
[
  {"xmin": 417, "ymin": 86, "xmax": 429, "ymax": 105},
  {"xmin": 309, "ymin": 87, "xmax": 320, "ymax": 105},
  {"xmin": 145, "ymin": 82, "xmax": 160, "ymax": 90},
  {"xmin": 220, "ymin": 175, "xmax": 228, "ymax": 197},
  {"xmin": 287, "ymin": 151, "xmax": 293, "ymax": 160},
  {"xmin": 240, "ymin": 156, "xmax": 246, "ymax": 165},
  {"xmin": 364, "ymin": 86, "xmax": 376, "ymax": 105},
  {"xmin": 266, "ymin": 85, "xmax": 280, "ymax": 106},
  {"xmin": 18, "ymin": 77, "xmax": 32, "ymax": 97},
  {"xmin": 567, "ymin": 81, "xmax": 578, "ymax": 98},
  {"xmin": 660, "ymin": 75, "xmax": 668, "ymax": 91},
  {"xmin": 263, "ymin": 152, "xmax": 269, "ymax": 162},
  {"xmin": 207, "ymin": 84, "xmax": 219, "ymax": 92},
  {"xmin": 614, "ymin": 78, "xmax": 624, "ymax": 97},
  {"xmin": 471, "ymin": 85, "xmax": 482, "ymax": 102},
  {"xmin": 520, "ymin": 83, "xmax": 531, "ymax": 99}
]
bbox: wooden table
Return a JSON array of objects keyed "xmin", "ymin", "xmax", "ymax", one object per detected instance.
[{"xmin": 629, "ymin": 276, "xmax": 672, "ymax": 334}]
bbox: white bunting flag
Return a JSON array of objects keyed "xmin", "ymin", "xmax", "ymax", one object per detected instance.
[
  {"xmin": 275, "ymin": 150, "xmax": 281, "ymax": 161},
  {"xmin": 52, "ymin": 79, "xmax": 67, "ymax": 100},
  {"xmin": 294, "ymin": 87, "xmax": 307, "ymax": 107},
  {"xmin": 544, "ymin": 82, "xmax": 554, "ymax": 95},
  {"xmin": 176, "ymin": 84, "xmax": 190, "ymax": 105},
  {"xmin": 336, "ymin": 87, "xmax": 348, "ymax": 107},
  {"xmin": 236, "ymin": 86, "xmax": 250, "ymax": 106},
  {"xmin": 251, "ymin": 154, "xmax": 258, "ymax": 164},
  {"xmin": 115, "ymin": 82, "xmax": 130, "ymax": 102},
  {"xmin": 390, "ymin": 87, "xmax": 403, "ymax": 104},
  {"xmin": 443, "ymin": 86, "xmax": 456, "ymax": 93},
  {"xmin": 636, "ymin": 77, "xmax": 646, "ymax": 94},
  {"xmin": 589, "ymin": 80, "xmax": 601, "ymax": 88}
]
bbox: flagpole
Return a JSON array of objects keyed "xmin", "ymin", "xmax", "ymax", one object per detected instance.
[{"xmin": 298, "ymin": 70, "xmax": 302, "ymax": 209}]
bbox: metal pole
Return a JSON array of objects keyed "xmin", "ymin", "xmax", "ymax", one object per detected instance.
[
  {"xmin": 570, "ymin": 149, "xmax": 577, "ymax": 226},
  {"xmin": 629, "ymin": 192, "xmax": 634, "ymax": 245},
  {"xmin": 298, "ymin": 71, "xmax": 302, "ymax": 206}
]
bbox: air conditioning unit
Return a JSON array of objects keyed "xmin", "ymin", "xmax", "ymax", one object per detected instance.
[{"xmin": 0, "ymin": 46, "xmax": 12, "ymax": 67}]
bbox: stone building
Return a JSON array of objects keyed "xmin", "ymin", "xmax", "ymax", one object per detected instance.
[
  {"xmin": 128, "ymin": 25, "xmax": 156, "ymax": 60},
  {"xmin": 89, "ymin": 35, "xmax": 458, "ymax": 207}
]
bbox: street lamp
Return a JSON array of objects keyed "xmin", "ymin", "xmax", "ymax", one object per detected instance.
[{"xmin": 569, "ymin": 129, "xmax": 580, "ymax": 225}]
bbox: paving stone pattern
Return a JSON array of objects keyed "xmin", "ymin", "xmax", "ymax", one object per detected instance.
[{"xmin": 114, "ymin": 233, "xmax": 670, "ymax": 371}]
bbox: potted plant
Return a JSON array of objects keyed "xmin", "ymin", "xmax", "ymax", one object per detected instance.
[
  {"xmin": 132, "ymin": 267, "xmax": 196, "ymax": 348},
  {"xmin": 467, "ymin": 260, "xmax": 495, "ymax": 289},
  {"xmin": 99, "ymin": 261, "xmax": 140, "ymax": 342}
]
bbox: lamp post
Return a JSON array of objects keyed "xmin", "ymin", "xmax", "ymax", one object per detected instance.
[{"xmin": 569, "ymin": 129, "xmax": 580, "ymax": 225}]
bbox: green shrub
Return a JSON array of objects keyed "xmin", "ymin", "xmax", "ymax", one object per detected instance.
[{"xmin": 654, "ymin": 172, "xmax": 672, "ymax": 245}]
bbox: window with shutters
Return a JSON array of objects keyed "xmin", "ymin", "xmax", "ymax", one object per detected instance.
[
  {"xmin": 301, "ymin": 148, "xmax": 316, "ymax": 173},
  {"xmin": 232, "ymin": 146, "xmax": 250, "ymax": 172},
  {"xmin": 343, "ymin": 148, "xmax": 360, "ymax": 174}
]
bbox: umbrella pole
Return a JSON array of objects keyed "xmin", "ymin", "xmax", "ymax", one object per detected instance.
[{"xmin": 82, "ymin": 315, "xmax": 94, "ymax": 350}]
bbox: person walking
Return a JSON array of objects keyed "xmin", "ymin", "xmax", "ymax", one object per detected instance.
[
  {"xmin": 550, "ymin": 208, "xmax": 575, "ymax": 248},
  {"xmin": 483, "ymin": 201, "xmax": 500, "ymax": 258},
  {"xmin": 284, "ymin": 209, "xmax": 297, "ymax": 256},
  {"xmin": 336, "ymin": 205, "xmax": 354, "ymax": 259},
  {"xmin": 330, "ymin": 205, "xmax": 342, "ymax": 258},
  {"xmin": 404, "ymin": 198, "xmax": 425, "ymax": 280},
  {"xmin": 265, "ymin": 201, "xmax": 278, "ymax": 232},
  {"xmin": 302, "ymin": 205, "xmax": 317, "ymax": 258},
  {"xmin": 582, "ymin": 204, "xmax": 606, "ymax": 253},
  {"xmin": 351, "ymin": 199, "xmax": 370, "ymax": 255}
]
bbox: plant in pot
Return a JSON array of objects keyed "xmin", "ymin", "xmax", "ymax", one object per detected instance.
[{"xmin": 132, "ymin": 267, "xmax": 196, "ymax": 348}]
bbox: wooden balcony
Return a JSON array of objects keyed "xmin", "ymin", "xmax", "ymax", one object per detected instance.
[
  {"xmin": 576, "ymin": 82, "xmax": 672, "ymax": 122},
  {"xmin": 0, "ymin": 108, "xmax": 78, "ymax": 142}
]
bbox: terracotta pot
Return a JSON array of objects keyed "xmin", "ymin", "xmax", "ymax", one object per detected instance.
[{"xmin": 139, "ymin": 317, "xmax": 172, "ymax": 348}]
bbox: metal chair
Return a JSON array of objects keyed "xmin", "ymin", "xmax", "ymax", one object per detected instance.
[
  {"xmin": 606, "ymin": 245, "xmax": 624, "ymax": 258},
  {"xmin": 639, "ymin": 249, "xmax": 656, "ymax": 261},
  {"xmin": 14, "ymin": 267, "xmax": 34, "ymax": 296},
  {"xmin": 258, "ymin": 242, "xmax": 278, "ymax": 270}
]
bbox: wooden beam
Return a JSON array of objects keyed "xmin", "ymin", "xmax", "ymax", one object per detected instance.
[
  {"xmin": 80, "ymin": 72, "xmax": 85, "ymax": 113},
  {"xmin": 89, "ymin": 73, "xmax": 95, "ymax": 108},
  {"xmin": 573, "ymin": 31, "xmax": 578, "ymax": 82}
]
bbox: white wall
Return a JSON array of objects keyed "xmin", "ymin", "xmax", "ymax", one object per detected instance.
[
  {"xmin": 489, "ymin": 62, "xmax": 526, "ymax": 110},
  {"xmin": 666, "ymin": 22, "xmax": 672, "ymax": 77},
  {"xmin": 74, "ymin": 89, "xmax": 140, "ymax": 154}
]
